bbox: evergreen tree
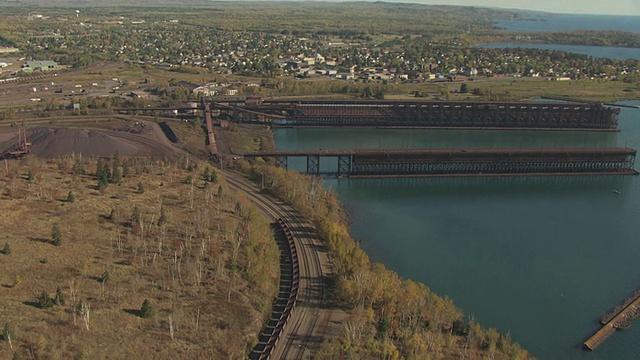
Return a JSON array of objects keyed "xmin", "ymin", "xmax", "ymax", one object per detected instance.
[
  {"xmin": 131, "ymin": 206, "xmax": 141, "ymax": 226},
  {"xmin": 103, "ymin": 165, "xmax": 111, "ymax": 182},
  {"xmin": 137, "ymin": 181, "xmax": 145, "ymax": 194},
  {"xmin": 54, "ymin": 287, "xmax": 65, "ymax": 306},
  {"xmin": 73, "ymin": 159, "xmax": 86, "ymax": 175},
  {"xmin": 112, "ymin": 151, "xmax": 121, "ymax": 170},
  {"xmin": 96, "ymin": 158, "xmax": 105, "ymax": 179},
  {"xmin": 122, "ymin": 161, "xmax": 130, "ymax": 178},
  {"xmin": 2, "ymin": 242, "xmax": 10, "ymax": 255},
  {"xmin": 27, "ymin": 170, "xmax": 34, "ymax": 182},
  {"xmin": 51, "ymin": 223, "xmax": 62, "ymax": 246},
  {"xmin": 111, "ymin": 166, "xmax": 122, "ymax": 184},
  {"xmin": 460, "ymin": 82, "xmax": 469, "ymax": 93},
  {"xmin": 203, "ymin": 167, "xmax": 210, "ymax": 182},
  {"xmin": 158, "ymin": 206, "xmax": 167, "ymax": 226},
  {"xmin": 66, "ymin": 191, "xmax": 75, "ymax": 203},
  {"xmin": 140, "ymin": 299, "xmax": 155, "ymax": 318},
  {"xmin": 98, "ymin": 175, "xmax": 109, "ymax": 190}
]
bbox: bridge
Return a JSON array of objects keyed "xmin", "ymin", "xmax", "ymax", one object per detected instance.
[{"xmin": 243, "ymin": 148, "xmax": 637, "ymax": 178}]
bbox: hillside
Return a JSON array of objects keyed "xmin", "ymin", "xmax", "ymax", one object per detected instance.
[{"xmin": 0, "ymin": 155, "xmax": 278, "ymax": 359}]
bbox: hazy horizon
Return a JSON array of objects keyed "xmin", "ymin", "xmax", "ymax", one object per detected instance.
[
  {"xmin": 411, "ymin": 0, "xmax": 640, "ymax": 16},
  {"xmin": 228, "ymin": 0, "xmax": 640, "ymax": 16},
  {"xmin": 7, "ymin": 0, "xmax": 640, "ymax": 16}
]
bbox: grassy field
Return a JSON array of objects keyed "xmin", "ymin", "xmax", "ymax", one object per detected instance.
[{"xmin": 0, "ymin": 155, "xmax": 278, "ymax": 359}]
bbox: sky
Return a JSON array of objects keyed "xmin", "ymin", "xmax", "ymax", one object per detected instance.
[{"xmin": 379, "ymin": 0, "xmax": 640, "ymax": 16}]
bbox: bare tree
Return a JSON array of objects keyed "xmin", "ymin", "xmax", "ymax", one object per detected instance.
[
  {"xmin": 169, "ymin": 314, "xmax": 175, "ymax": 340},
  {"xmin": 69, "ymin": 279, "xmax": 78, "ymax": 326},
  {"xmin": 80, "ymin": 301, "xmax": 91, "ymax": 331}
]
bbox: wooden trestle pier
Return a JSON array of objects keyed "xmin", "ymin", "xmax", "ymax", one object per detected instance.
[
  {"xmin": 243, "ymin": 148, "xmax": 638, "ymax": 178},
  {"xmin": 584, "ymin": 289, "xmax": 640, "ymax": 350},
  {"xmin": 237, "ymin": 99, "xmax": 621, "ymax": 130},
  {"xmin": 116, "ymin": 99, "xmax": 621, "ymax": 131}
]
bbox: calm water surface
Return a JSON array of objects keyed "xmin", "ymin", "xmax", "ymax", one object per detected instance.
[
  {"xmin": 487, "ymin": 14, "xmax": 640, "ymax": 61},
  {"xmin": 273, "ymin": 100, "xmax": 640, "ymax": 359},
  {"xmin": 497, "ymin": 14, "xmax": 640, "ymax": 34},
  {"xmin": 476, "ymin": 43, "xmax": 640, "ymax": 61}
]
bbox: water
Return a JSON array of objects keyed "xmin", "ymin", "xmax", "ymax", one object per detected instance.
[
  {"xmin": 497, "ymin": 14, "xmax": 640, "ymax": 34},
  {"xmin": 487, "ymin": 14, "xmax": 640, "ymax": 61},
  {"xmin": 476, "ymin": 43, "xmax": 640, "ymax": 61},
  {"xmin": 273, "ymin": 100, "xmax": 640, "ymax": 359}
]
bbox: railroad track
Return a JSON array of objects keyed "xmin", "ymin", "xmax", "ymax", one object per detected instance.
[{"xmin": 223, "ymin": 172, "xmax": 332, "ymax": 359}]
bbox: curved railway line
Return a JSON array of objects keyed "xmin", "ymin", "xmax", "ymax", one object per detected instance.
[{"xmin": 223, "ymin": 171, "xmax": 339, "ymax": 359}]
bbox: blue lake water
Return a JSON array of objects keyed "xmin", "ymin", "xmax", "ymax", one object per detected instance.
[
  {"xmin": 487, "ymin": 14, "xmax": 640, "ymax": 61},
  {"xmin": 476, "ymin": 42, "xmax": 640, "ymax": 61},
  {"xmin": 273, "ymin": 100, "xmax": 640, "ymax": 359},
  {"xmin": 497, "ymin": 14, "xmax": 640, "ymax": 34}
]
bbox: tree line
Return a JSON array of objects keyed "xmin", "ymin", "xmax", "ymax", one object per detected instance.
[{"xmin": 233, "ymin": 160, "xmax": 530, "ymax": 359}]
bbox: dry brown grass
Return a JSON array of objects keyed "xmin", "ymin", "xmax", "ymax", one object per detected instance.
[{"xmin": 0, "ymin": 155, "xmax": 278, "ymax": 359}]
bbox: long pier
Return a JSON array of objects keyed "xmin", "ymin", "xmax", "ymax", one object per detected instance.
[
  {"xmin": 584, "ymin": 290, "xmax": 640, "ymax": 350},
  {"xmin": 116, "ymin": 99, "xmax": 621, "ymax": 131},
  {"xmin": 238, "ymin": 99, "xmax": 620, "ymax": 130},
  {"xmin": 243, "ymin": 148, "xmax": 637, "ymax": 178}
]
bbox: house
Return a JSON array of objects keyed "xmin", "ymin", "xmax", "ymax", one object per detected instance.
[{"xmin": 193, "ymin": 86, "xmax": 213, "ymax": 97}]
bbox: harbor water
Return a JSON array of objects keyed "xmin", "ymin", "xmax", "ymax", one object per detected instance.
[{"xmin": 273, "ymin": 100, "xmax": 640, "ymax": 359}]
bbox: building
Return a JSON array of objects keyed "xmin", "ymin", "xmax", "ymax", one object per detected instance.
[
  {"xmin": 193, "ymin": 86, "xmax": 214, "ymax": 97},
  {"xmin": 22, "ymin": 60, "xmax": 58, "ymax": 71},
  {"xmin": 0, "ymin": 47, "xmax": 19, "ymax": 54}
]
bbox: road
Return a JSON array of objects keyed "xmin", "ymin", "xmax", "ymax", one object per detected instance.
[{"xmin": 223, "ymin": 171, "xmax": 343, "ymax": 359}]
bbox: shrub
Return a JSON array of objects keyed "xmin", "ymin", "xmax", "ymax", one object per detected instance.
[
  {"xmin": 51, "ymin": 224, "xmax": 62, "ymax": 246},
  {"xmin": 1, "ymin": 323, "xmax": 14, "ymax": 341},
  {"xmin": 37, "ymin": 291, "xmax": 54, "ymax": 309},
  {"xmin": 101, "ymin": 270, "xmax": 110, "ymax": 284},
  {"xmin": 2, "ymin": 242, "xmax": 10, "ymax": 255},
  {"xmin": 107, "ymin": 208, "xmax": 116, "ymax": 222}
]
